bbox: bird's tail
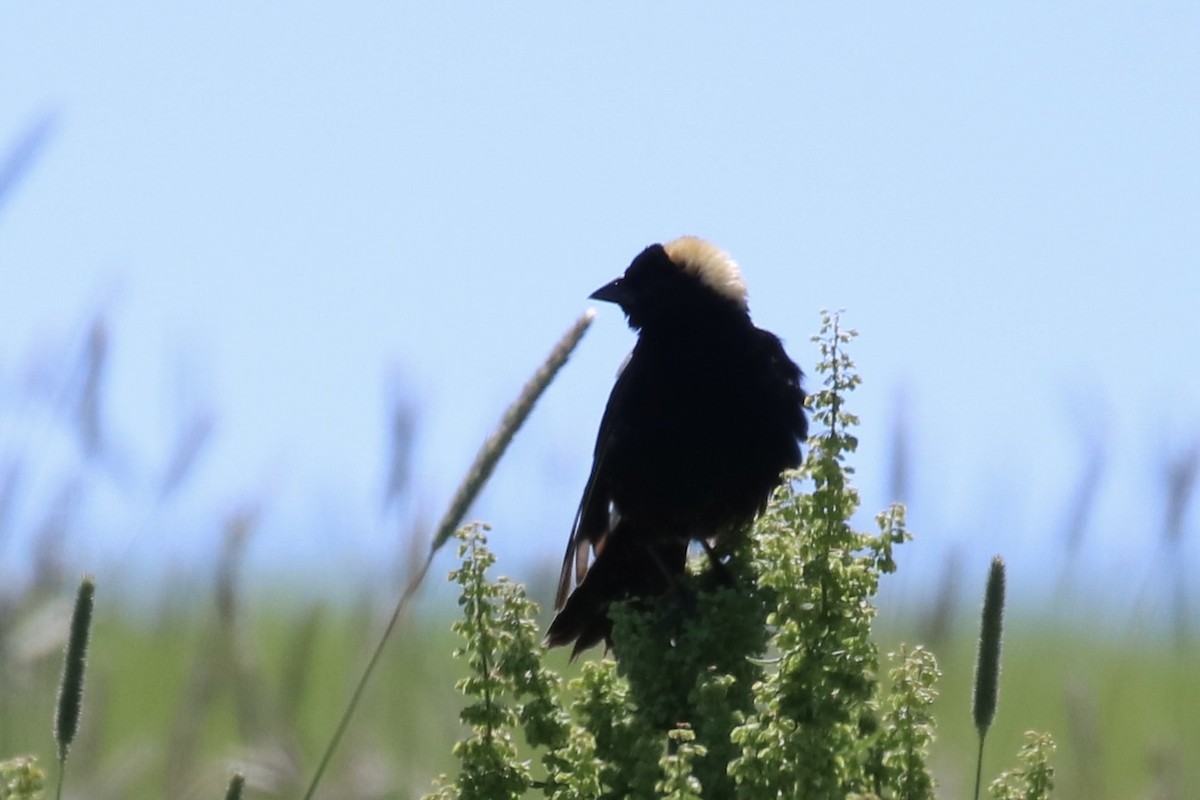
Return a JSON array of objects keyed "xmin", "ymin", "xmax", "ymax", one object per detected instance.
[{"xmin": 545, "ymin": 534, "xmax": 688, "ymax": 658}]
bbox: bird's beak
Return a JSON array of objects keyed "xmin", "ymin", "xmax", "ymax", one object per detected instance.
[{"xmin": 589, "ymin": 277, "xmax": 627, "ymax": 305}]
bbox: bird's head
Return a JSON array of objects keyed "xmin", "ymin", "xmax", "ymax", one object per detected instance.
[{"xmin": 590, "ymin": 236, "xmax": 749, "ymax": 330}]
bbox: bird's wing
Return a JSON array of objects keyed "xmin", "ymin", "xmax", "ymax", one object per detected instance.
[
  {"xmin": 554, "ymin": 353, "xmax": 635, "ymax": 609},
  {"xmin": 554, "ymin": 446, "xmax": 610, "ymax": 609}
]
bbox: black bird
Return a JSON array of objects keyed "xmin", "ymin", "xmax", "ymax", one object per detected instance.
[{"xmin": 547, "ymin": 237, "xmax": 808, "ymax": 656}]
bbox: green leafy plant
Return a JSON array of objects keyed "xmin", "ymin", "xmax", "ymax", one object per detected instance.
[
  {"xmin": 989, "ymin": 733, "xmax": 1056, "ymax": 800},
  {"xmin": 0, "ymin": 756, "xmax": 46, "ymax": 800},
  {"xmin": 425, "ymin": 312, "xmax": 1056, "ymax": 799}
]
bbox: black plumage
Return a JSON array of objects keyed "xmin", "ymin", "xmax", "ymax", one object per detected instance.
[{"xmin": 546, "ymin": 237, "xmax": 808, "ymax": 656}]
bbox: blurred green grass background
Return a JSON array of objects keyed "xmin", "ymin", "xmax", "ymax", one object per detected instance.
[{"xmin": 2, "ymin": 588, "xmax": 1196, "ymax": 799}]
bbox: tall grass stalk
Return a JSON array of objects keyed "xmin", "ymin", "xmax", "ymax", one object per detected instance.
[
  {"xmin": 301, "ymin": 310, "xmax": 593, "ymax": 800},
  {"xmin": 973, "ymin": 556, "xmax": 1006, "ymax": 800},
  {"xmin": 54, "ymin": 574, "xmax": 95, "ymax": 800},
  {"xmin": 223, "ymin": 770, "xmax": 246, "ymax": 800}
]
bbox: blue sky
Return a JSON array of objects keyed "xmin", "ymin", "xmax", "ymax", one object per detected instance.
[{"xmin": 1, "ymin": 4, "xmax": 1197, "ymax": 615}]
